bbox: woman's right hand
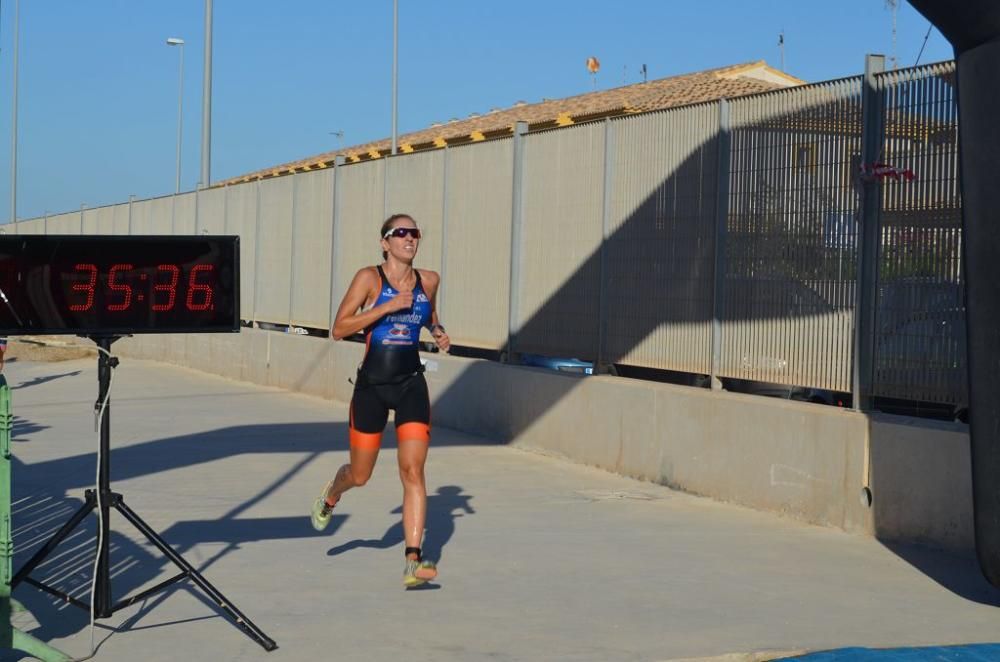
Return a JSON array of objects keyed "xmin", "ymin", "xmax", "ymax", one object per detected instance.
[{"xmin": 382, "ymin": 291, "xmax": 413, "ymax": 313}]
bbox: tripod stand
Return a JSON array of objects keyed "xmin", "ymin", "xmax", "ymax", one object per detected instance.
[{"xmin": 12, "ymin": 335, "xmax": 277, "ymax": 652}]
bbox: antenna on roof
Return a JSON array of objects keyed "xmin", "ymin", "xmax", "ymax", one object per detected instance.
[
  {"xmin": 778, "ymin": 30, "xmax": 785, "ymax": 71},
  {"xmin": 885, "ymin": 0, "xmax": 898, "ymax": 70},
  {"xmin": 641, "ymin": 64, "xmax": 647, "ymax": 83},
  {"xmin": 329, "ymin": 130, "xmax": 344, "ymax": 151}
]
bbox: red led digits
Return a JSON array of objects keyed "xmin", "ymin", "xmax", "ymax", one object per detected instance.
[
  {"xmin": 186, "ymin": 264, "xmax": 215, "ymax": 311},
  {"xmin": 152, "ymin": 265, "xmax": 180, "ymax": 311},
  {"xmin": 107, "ymin": 264, "xmax": 134, "ymax": 311},
  {"xmin": 69, "ymin": 263, "xmax": 98, "ymax": 311}
]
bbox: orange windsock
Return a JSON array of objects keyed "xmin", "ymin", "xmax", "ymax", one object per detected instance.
[{"xmin": 586, "ymin": 56, "xmax": 600, "ymax": 74}]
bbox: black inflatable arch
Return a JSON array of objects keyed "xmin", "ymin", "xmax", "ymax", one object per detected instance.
[{"xmin": 908, "ymin": 0, "xmax": 1000, "ymax": 587}]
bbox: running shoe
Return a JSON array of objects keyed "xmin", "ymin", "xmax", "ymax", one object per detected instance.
[
  {"xmin": 403, "ymin": 558, "xmax": 437, "ymax": 588},
  {"xmin": 310, "ymin": 481, "xmax": 336, "ymax": 532}
]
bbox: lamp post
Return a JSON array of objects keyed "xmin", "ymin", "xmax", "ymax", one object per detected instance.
[
  {"xmin": 391, "ymin": 0, "xmax": 398, "ymax": 155},
  {"xmin": 200, "ymin": 0, "xmax": 213, "ymax": 188},
  {"xmin": 9, "ymin": 0, "xmax": 20, "ymax": 224},
  {"xmin": 166, "ymin": 37, "xmax": 185, "ymax": 194}
]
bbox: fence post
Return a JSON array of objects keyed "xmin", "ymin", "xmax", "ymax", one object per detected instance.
[
  {"xmin": 252, "ymin": 180, "xmax": 262, "ymax": 326},
  {"xmin": 383, "ymin": 156, "xmax": 391, "ymax": 219},
  {"xmin": 223, "ymin": 186, "xmax": 231, "ymax": 236},
  {"xmin": 288, "ymin": 174, "xmax": 298, "ymax": 328},
  {"xmin": 194, "ymin": 187, "xmax": 201, "ymax": 234},
  {"xmin": 439, "ymin": 146, "xmax": 450, "ymax": 323},
  {"xmin": 328, "ymin": 156, "xmax": 346, "ymax": 333},
  {"xmin": 506, "ymin": 121, "xmax": 529, "ymax": 363},
  {"xmin": 852, "ymin": 54, "xmax": 886, "ymax": 411},
  {"xmin": 127, "ymin": 194, "xmax": 135, "ymax": 235},
  {"xmin": 710, "ymin": 99, "xmax": 732, "ymax": 390},
  {"xmin": 79, "ymin": 204, "xmax": 86, "ymax": 234},
  {"xmin": 596, "ymin": 118, "xmax": 615, "ymax": 373},
  {"xmin": 43, "ymin": 210, "xmax": 48, "ymax": 235},
  {"xmin": 222, "ymin": 183, "xmax": 228, "ymax": 236}
]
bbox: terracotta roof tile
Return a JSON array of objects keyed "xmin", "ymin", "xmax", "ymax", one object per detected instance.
[{"xmin": 222, "ymin": 61, "xmax": 803, "ymax": 184}]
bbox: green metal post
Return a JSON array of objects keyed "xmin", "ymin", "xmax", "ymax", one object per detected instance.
[{"xmin": 0, "ymin": 375, "xmax": 71, "ymax": 662}]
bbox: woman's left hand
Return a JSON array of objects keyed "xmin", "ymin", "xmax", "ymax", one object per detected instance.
[{"xmin": 432, "ymin": 327, "xmax": 451, "ymax": 353}]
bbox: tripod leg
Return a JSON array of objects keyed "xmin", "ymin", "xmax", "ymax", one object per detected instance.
[
  {"xmin": 12, "ymin": 495, "xmax": 96, "ymax": 589},
  {"xmin": 12, "ymin": 628, "xmax": 71, "ymax": 662},
  {"xmin": 113, "ymin": 499, "xmax": 277, "ymax": 652}
]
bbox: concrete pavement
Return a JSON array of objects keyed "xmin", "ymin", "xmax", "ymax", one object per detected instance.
[{"xmin": 1, "ymin": 356, "xmax": 998, "ymax": 662}]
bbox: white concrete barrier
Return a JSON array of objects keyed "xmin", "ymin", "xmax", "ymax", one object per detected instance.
[{"xmin": 116, "ymin": 328, "xmax": 973, "ymax": 552}]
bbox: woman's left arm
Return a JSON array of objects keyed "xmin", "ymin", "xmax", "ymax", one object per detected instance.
[{"xmin": 422, "ymin": 271, "xmax": 450, "ymax": 353}]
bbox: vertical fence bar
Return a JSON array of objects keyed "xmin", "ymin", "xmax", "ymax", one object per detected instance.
[
  {"xmin": 223, "ymin": 186, "xmax": 232, "ymax": 236},
  {"xmin": 384, "ymin": 156, "xmax": 390, "ymax": 219},
  {"xmin": 328, "ymin": 156, "xmax": 345, "ymax": 333},
  {"xmin": 596, "ymin": 118, "xmax": 614, "ymax": 373},
  {"xmin": 330, "ymin": 155, "xmax": 346, "ymax": 337},
  {"xmin": 710, "ymin": 99, "xmax": 732, "ymax": 389},
  {"xmin": 43, "ymin": 210, "xmax": 48, "ymax": 235},
  {"xmin": 252, "ymin": 180, "xmax": 262, "ymax": 326},
  {"xmin": 127, "ymin": 194, "xmax": 135, "ymax": 235},
  {"xmin": 506, "ymin": 121, "xmax": 529, "ymax": 362},
  {"xmin": 288, "ymin": 174, "xmax": 298, "ymax": 328},
  {"xmin": 853, "ymin": 54, "xmax": 886, "ymax": 410},
  {"xmin": 439, "ymin": 147, "xmax": 450, "ymax": 323}
]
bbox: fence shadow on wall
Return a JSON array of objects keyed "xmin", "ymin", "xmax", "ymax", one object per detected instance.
[{"xmin": 437, "ymin": 83, "xmax": 870, "ymax": 445}]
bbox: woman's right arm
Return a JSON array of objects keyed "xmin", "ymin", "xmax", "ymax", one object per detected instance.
[{"xmin": 331, "ymin": 268, "xmax": 410, "ymax": 340}]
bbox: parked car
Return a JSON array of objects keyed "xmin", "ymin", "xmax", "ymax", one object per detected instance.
[
  {"xmin": 876, "ymin": 278, "xmax": 963, "ymax": 338},
  {"xmin": 718, "ymin": 277, "xmax": 850, "ymax": 407},
  {"xmin": 721, "ymin": 377, "xmax": 850, "ymax": 407},
  {"xmin": 519, "ymin": 353, "xmax": 595, "ymax": 375},
  {"xmin": 873, "ymin": 307, "xmax": 968, "ymax": 422}
]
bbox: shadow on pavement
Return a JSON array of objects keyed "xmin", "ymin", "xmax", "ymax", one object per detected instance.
[
  {"xmin": 326, "ymin": 484, "xmax": 474, "ymax": 563},
  {"xmin": 881, "ymin": 541, "xmax": 1000, "ymax": 608}
]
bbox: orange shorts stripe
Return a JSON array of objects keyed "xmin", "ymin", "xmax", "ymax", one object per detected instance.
[
  {"xmin": 396, "ymin": 422, "xmax": 430, "ymax": 443},
  {"xmin": 349, "ymin": 428, "xmax": 382, "ymax": 449}
]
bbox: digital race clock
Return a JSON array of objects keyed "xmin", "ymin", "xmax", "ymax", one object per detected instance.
[{"xmin": 0, "ymin": 235, "xmax": 239, "ymax": 334}]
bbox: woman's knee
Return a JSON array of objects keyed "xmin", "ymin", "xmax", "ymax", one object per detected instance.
[
  {"xmin": 350, "ymin": 465, "xmax": 373, "ymax": 487},
  {"xmin": 398, "ymin": 463, "xmax": 425, "ymax": 487}
]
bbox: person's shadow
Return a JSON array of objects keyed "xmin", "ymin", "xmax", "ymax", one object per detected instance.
[{"xmin": 327, "ymin": 485, "xmax": 474, "ymax": 563}]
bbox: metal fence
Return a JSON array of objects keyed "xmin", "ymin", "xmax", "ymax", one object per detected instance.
[
  {"xmin": 723, "ymin": 76, "xmax": 863, "ymax": 393},
  {"xmin": 604, "ymin": 103, "xmax": 719, "ymax": 376},
  {"xmin": 9, "ymin": 58, "xmax": 964, "ymax": 409},
  {"xmin": 872, "ymin": 61, "xmax": 964, "ymax": 406}
]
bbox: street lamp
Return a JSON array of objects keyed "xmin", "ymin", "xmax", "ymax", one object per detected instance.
[
  {"xmin": 391, "ymin": 0, "xmax": 398, "ymax": 155},
  {"xmin": 9, "ymin": 0, "xmax": 20, "ymax": 224},
  {"xmin": 166, "ymin": 37, "xmax": 185, "ymax": 194},
  {"xmin": 201, "ymin": 0, "xmax": 213, "ymax": 188}
]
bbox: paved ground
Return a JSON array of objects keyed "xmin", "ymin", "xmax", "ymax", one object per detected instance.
[{"xmin": 1, "ymin": 356, "xmax": 999, "ymax": 662}]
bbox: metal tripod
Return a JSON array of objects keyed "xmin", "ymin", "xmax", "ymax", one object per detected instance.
[{"xmin": 11, "ymin": 335, "xmax": 277, "ymax": 651}]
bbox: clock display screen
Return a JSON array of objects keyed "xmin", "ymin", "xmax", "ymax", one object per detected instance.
[{"xmin": 0, "ymin": 236, "xmax": 239, "ymax": 335}]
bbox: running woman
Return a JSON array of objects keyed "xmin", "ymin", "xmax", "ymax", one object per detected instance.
[{"xmin": 311, "ymin": 213, "xmax": 450, "ymax": 588}]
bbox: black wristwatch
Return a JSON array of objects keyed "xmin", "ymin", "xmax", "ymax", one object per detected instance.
[{"xmin": 430, "ymin": 324, "xmax": 446, "ymax": 335}]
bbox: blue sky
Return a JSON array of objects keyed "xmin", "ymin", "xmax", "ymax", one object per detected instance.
[{"xmin": 0, "ymin": 0, "xmax": 952, "ymax": 222}]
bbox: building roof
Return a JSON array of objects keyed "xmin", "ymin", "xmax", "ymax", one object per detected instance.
[{"xmin": 221, "ymin": 61, "xmax": 803, "ymax": 185}]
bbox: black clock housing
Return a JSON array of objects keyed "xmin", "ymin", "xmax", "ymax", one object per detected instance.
[{"xmin": 0, "ymin": 235, "xmax": 239, "ymax": 335}]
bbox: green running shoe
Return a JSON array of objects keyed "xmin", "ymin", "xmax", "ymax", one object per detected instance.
[
  {"xmin": 310, "ymin": 481, "xmax": 336, "ymax": 532},
  {"xmin": 403, "ymin": 558, "xmax": 437, "ymax": 588}
]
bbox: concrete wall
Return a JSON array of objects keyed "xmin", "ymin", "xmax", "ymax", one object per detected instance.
[
  {"xmin": 869, "ymin": 416, "xmax": 974, "ymax": 552},
  {"xmin": 117, "ymin": 329, "xmax": 973, "ymax": 552}
]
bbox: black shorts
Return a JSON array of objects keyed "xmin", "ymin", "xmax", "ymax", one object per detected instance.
[{"xmin": 349, "ymin": 373, "xmax": 431, "ymax": 449}]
